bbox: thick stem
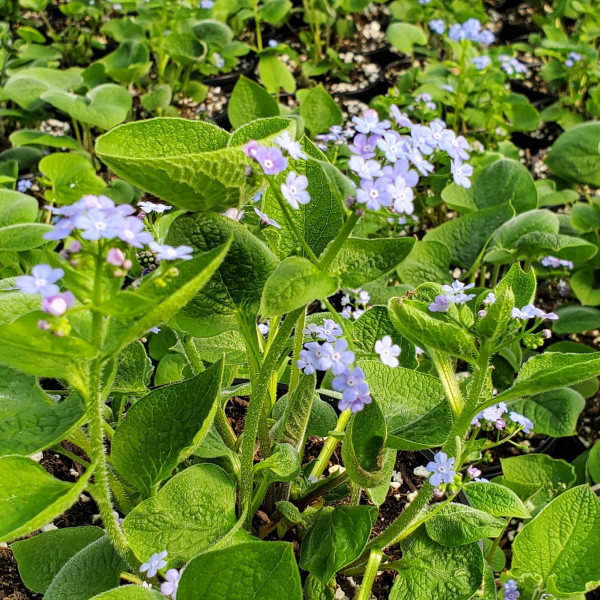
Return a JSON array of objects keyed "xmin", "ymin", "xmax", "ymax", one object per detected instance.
[
  {"xmin": 356, "ymin": 549, "xmax": 383, "ymax": 600},
  {"xmin": 310, "ymin": 409, "xmax": 351, "ymax": 479},
  {"xmin": 318, "ymin": 211, "xmax": 359, "ymax": 271},
  {"xmin": 289, "ymin": 309, "xmax": 306, "ymax": 391},
  {"xmin": 429, "ymin": 349, "xmax": 463, "ymax": 417}
]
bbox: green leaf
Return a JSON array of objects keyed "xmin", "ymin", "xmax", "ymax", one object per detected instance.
[
  {"xmin": 192, "ymin": 20, "xmax": 233, "ymax": 45},
  {"xmin": 112, "ymin": 360, "xmax": 223, "ymax": 497},
  {"xmin": 389, "ymin": 295, "xmax": 478, "ymax": 363},
  {"xmin": 11, "ymin": 526, "xmax": 104, "ymax": 594},
  {"xmin": 178, "ymin": 542, "xmax": 302, "ymax": 600},
  {"xmin": 255, "ymin": 442, "xmax": 301, "ymax": 482},
  {"xmin": 123, "ymin": 464, "xmax": 244, "ymax": 563},
  {"xmin": 259, "ymin": 54, "xmax": 296, "ymax": 94},
  {"xmin": 495, "ymin": 263, "xmax": 536, "ymax": 308},
  {"xmin": 494, "ymin": 352, "xmax": 600, "ymax": 402},
  {"xmin": 396, "ymin": 240, "xmax": 451, "ymax": 287},
  {"xmin": 90, "ymin": 587, "xmax": 164, "ymax": 600},
  {"xmin": 386, "ymin": 23, "xmax": 427, "ymax": 53},
  {"xmin": 300, "ymin": 506, "xmax": 377, "ymax": 582},
  {"xmin": 570, "ymin": 202, "xmax": 600, "ymax": 233},
  {"xmin": 0, "ymin": 456, "xmax": 93, "ymax": 543},
  {"xmin": 0, "ymin": 365, "xmax": 85, "ymax": 456},
  {"xmin": 499, "ymin": 454, "xmax": 575, "ymax": 509},
  {"xmin": 9, "ymin": 129, "xmax": 82, "ymax": 151},
  {"xmin": 464, "ymin": 482, "xmax": 530, "ymax": 518},
  {"xmin": 589, "ymin": 442, "xmax": 600, "ymax": 484},
  {"xmin": 165, "ymin": 214, "xmax": 278, "ymax": 336},
  {"xmin": 0, "ymin": 223, "xmax": 53, "ymax": 252},
  {"xmin": 1, "ymin": 67, "xmax": 83, "ymax": 111},
  {"xmin": 261, "ymin": 151, "xmax": 348, "ymax": 260},
  {"xmin": 104, "ymin": 240, "xmax": 231, "ymax": 354},
  {"xmin": 258, "ymin": 0, "xmax": 292, "ymax": 23},
  {"xmin": 111, "ymin": 341, "xmax": 152, "ymax": 395},
  {"xmin": 228, "ymin": 76, "xmax": 279, "ymax": 129},
  {"xmin": 509, "ymin": 388, "xmax": 585, "ymax": 437},
  {"xmin": 0, "ymin": 312, "xmax": 94, "ymax": 381},
  {"xmin": 342, "ymin": 401, "xmax": 388, "ymax": 488},
  {"xmin": 39, "ymin": 153, "xmax": 105, "ymax": 206},
  {"xmin": 512, "ymin": 486, "xmax": 600, "ymax": 595},
  {"xmin": 140, "ymin": 85, "xmax": 172, "ymax": 113},
  {"xmin": 260, "ymin": 257, "xmax": 338, "ymax": 317},
  {"xmin": 359, "ymin": 359, "xmax": 452, "ymax": 450},
  {"xmin": 328, "ymin": 237, "xmax": 414, "ymax": 288},
  {"xmin": 44, "ymin": 536, "xmax": 128, "ymax": 600},
  {"xmin": 546, "ymin": 121, "xmax": 600, "ymax": 186},
  {"xmin": 42, "ymin": 84, "xmax": 132, "ymax": 130},
  {"xmin": 299, "ymin": 84, "xmax": 343, "ymax": 137},
  {"xmin": 390, "ymin": 528, "xmax": 483, "ymax": 600},
  {"xmin": 96, "ymin": 117, "xmax": 294, "ymax": 211},
  {"xmin": 98, "ymin": 40, "xmax": 151, "ymax": 85},
  {"xmin": 425, "ymin": 503, "xmax": 506, "ymax": 546},
  {"xmin": 0, "ymin": 189, "xmax": 40, "ymax": 227},
  {"xmin": 476, "ymin": 287, "xmax": 515, "ymax": 343},
  {"xmin": 164, "ymin": 34, "xmax": 207, "ymax": 66},
  {"xmin": 472, "ymin": 158, "xmax": 537, "ymax": 213},
  {"xmin": 553, "ymin": 305, "xmax": 600, "ymax": 334}
]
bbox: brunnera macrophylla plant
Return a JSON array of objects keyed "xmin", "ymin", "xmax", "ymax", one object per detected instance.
[{"xmin": 1, "ymin": 113, "xmax": 599, "ymax": 600}]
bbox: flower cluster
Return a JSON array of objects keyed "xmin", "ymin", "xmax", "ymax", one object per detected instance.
[
  {"xmin": 340, "ymin": 288, "xmax": 370, "ymax": 320},
  {"xmin": 298, "ymin": 326, "xmax": 371, "ymax": 413},
  {"xmin": 346, "ymin": 108, "xmax": 473, "ymax": 217},
  {"xmin": 447, "ymin": 18, "xmax": 495, "ymax": 45},
  {"xmin": 499, "ymin": 55, "xmax": 528, "ymax": 76},
  {"xmin": 565, "ymin": 51, "xmax": 582, "ymax": 68},
  {"xmin": 17, "ymin": 179, "xmax": 32, "ymax": 193},
  {"xmin": 511, "ymin": 304, "xmax": 558, "ymax": 321},
  {"xmin": 16, "ymin": 264, "xmax": 75, "ymax": 325},
  {"xmin": 471, "ymin": 402, "xmax": 534, "ymax": 434},
  {"xmin": 502, "ymin": 579, "xmax": 520, "ymax": 600},
  {"xmin": 426, "ymin": 451, "xmax": 457, "ymax": 487},
  {"xmin": 428, "ymin": 279, "xmax": 475, "ymax": 313},
  {"xmin": 541, "ymin": 255, "xmax": 573, "ymax": 269},
  {"xmin": 139, "ymin": 550, "xmax": 182, "ymax": 599}
]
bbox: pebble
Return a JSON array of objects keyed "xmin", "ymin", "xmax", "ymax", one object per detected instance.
[
  {"xmin": 40, "ymin": 523, "xmax": 58, "ymax": 532},
  {"xmin": 30, "ymin": 451, "xmax": 44, "ymax": 463}
]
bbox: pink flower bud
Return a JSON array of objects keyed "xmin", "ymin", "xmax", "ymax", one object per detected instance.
[
  {"xmin": 243, "ymin": 140, "xmax": 259, "ymax": 159},
  {"xmin": 106, "ymin": 248, "xmax": 125, "ymax": 266},
  {"xmin": 37, "ymin": 319, "xmax": 50, "ymax": 330},
  {"xmin": 433, "ymin": 488, "xmax": 445, "ymax": 499},
  {"xmin": 467, "ymin": 466, "xmax": 481, "ymax": 479},
  {"xmin": 478, "ymin": 309, "xmax": 487, "ymax": 318},
  {"xmin": 495, "ymin": 418, "xmax": 506, "ymax": 430},
  {"xmin": 68, "ymin": 240, "xmax": 82, "ymax": 253},
  {"xmin": 543, "ymin": 329, "xmax": 552, "ymax": 339},
  {"xmin": 42, "ymin": 291, "xmax": 75, "ymax": 316},
  {"xmin": 122, "ymin": 259, "xmax": 133, "ymax": 270}
]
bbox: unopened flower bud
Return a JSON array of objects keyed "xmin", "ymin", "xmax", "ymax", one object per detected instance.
[
  {"xmin": 113, "ymin": 269, "xmax": 126, "ymax": 277},
  {"xmin": 107, "ymin": 247, "xmax": 125, "ymax": 266},
  {"xmin": 433, "ymin": 488, "xmax": 445, "ymax": 499},
  {"xmin": 168, "ymin": 267, "xmax": 179, "ymax": 277},
  {"xmin": 356, "ymin": 208, "xmax": 365, "ymax": 217},
  {"xmin": 467, "ymin": 466, "xmax": 481, "ymax": 479},
  {"xmin": 42, "ymin": 292, "xmax": 75, "ymax": 317},
  {"xmin": 69, "ymin": 259, "xmax": 79, "ymax": 268},
  {"xmin": 244, "ymin": 165, "xmax": 253, "ymax": 177},
  {"xmin": 543, "ymin": 329, "xmax": 552, "ymax": 339},
  {"xmin": 345, "ymin": 196, "xmax": 356, "ymax": 208},
  {"xmin": 68, "ymin": 240, "xmax": 82, "ymax": 253},
  {"xmin": 478, "ymin": 310, "xmax": 487, "ymax": 318},
  {"xmin": 37, "ymin": 319, "xmax": 51, "ymax": 331},
  {"xmin": 495, "ymin": 418, "xmax": 506, "ymax": 430}
]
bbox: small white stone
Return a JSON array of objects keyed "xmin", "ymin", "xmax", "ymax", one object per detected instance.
[
  {"xmin": 391, "ymin": 470, "xmax": 403, "ymax": 484},
  {"xmin": 40, "ymin": 524, "xmax": 58, "ymax": 533},
  {"xmin": 414, "ymin": 466, "xmax": 430, "ymax": 478},
  {"xmin": 334, "ymin": 589, "xmax": 349, "ymax": 600},
  {"xmin": 406, "ymin": 490, "xmax": 418, "ymax": 505},
  {"xmin": 0, "ymin": 542, "xmax": 8, "ymax": 548},
  {"xmin": 30, "ymin": 451, "xmax": 44, "ymax": 463},
  {"xmin": 390, "ymin": 481, "xmax": 401, "ymax": 491}
]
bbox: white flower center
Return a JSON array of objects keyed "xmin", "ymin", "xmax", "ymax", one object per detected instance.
[
  {"xmin": 264, "ymin": 159, "xmax": 273, "ymax": 169},
  {"xmin": 369, "ymin": 189, "xmax": 378, "ymax": 198},
  {"xmin": 35, "ymin": 278, "xmax": 47, "ymax": 287}
]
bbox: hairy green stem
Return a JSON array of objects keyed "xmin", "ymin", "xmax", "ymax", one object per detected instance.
[
  {"xmin": 429, "ymin": 349, "xmax": 464, "ymax": 417},
  {"xmin": 318, "ymin": 211, "xmax": 360, "ymax": 270},
  {"xmin": 310, "ymin": 409, "xmax": 351, "ymax": 480},
  {"xmin": 356, "ymin": 549, "xmax": 383, "ymax": 600},
  {"xmin": 289, "ymin": 309, "xmax": 306, "ymax": 391}
]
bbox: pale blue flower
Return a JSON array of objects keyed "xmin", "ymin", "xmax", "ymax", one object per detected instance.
[
  {"xmin": 375, "ymin": 335, "xmax": 400, "ymax": 367},
  {"xmin": 388, "ymin": 176, "xmax": 415, "ymax": 215},
  {"xmin": 352, "ymin": 109, "xmax": 390, "ymax": 135},
  {"xmin": 200, "ymin": 0, "xmax": 214, "ymax": 7},
  {"xmin": 75, "ymin": 208, "xmax": 123, "ymax": 240},
  {"xmin": 503, "ymin": 579, "xmax": 520, "ymax": 600},
  {"xmin": 118, "ymin": 216, "xmax": 154, "ymax": 248},
  {"xmin": 281, "ymin": 171, "xmax": 310, "ymax": 209},
  {"xmin": 254, "ymin": 207, "xmax": 281, "ymax": 228},
  {"xmin": 161, "ymin": 568, "xmax": 182, "ymax": 599},
  {"xmin": 511, "ymin": 304, "xmax": 558, "ymax": 321},
  {"xmin": 274, "ymin": 130, "xmax": 307, "ymax": 160},
  {"xmin": 16, "ymin": 264, "xmax": 64, "ymax": 297},
  {"xmin": 377, "ymin": 130, "xmax": 409, "ymax": 162},
  {"xmin": 357, "ymin": 178, "xmax": 393, "ymax": 211},
  {"xmin": 42, "ymin": 291, "xmax": 75, "ymax": 316},
  {"xmin": 332, "ymin": 365, "xmax": 369, "ymax": 403},
  {"xmin": 17, "ymin": 179, "xmax": 32, "ymax": 193},
  {"xmin": 140, "ymin": 550, "xmax": 167, "ymax": 578},
  {"xmin": 451, "ymin": 160, "xmax": 474, "ymax": 188},
  {"xmin": 254, "ymin": 146, "xmax": 288, "ymax": 175},
  {"xmin": 314, "ymin": 318, "xmax": 343, "ymax": 342},
  {"xmin": 426, "ymin": 451, "xmax": 456, "ymax": 487},
  {"xmin": 349, "ymin": 133, "xmax": 380, "ymax": 159},
  {"xmin": 148, "ymin": 242, "xmax": 193, "ymax": 260},
  {"xmin": 428, "ymin": 19, "xmax": 445, "ymax": 34},
  {"xmin": 471, "ymin": 55, "xmax": 491, "ymax": 70},
  {"xmin": 509, "ymin": 411, "xmax": 534, "ymax": 434},
  {"xmin": 348, "ymin": 156, "xmax": 383, "ymax": 180},
  {"xmin": 317, "ymin": 339, "xmax": 355, "ymax": 374},
  {"xmin": 297, "ymin": 348, "xmax": 316, "ymax": 375},
  {"xmin": 389, "ymin": 105, "xmax": 412, "ymax": 128},
  {"xmin": 428, "ymin": 295, "xmax": 450, "ymax": 313}
]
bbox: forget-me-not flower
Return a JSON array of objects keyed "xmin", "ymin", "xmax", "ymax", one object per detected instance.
[
  {"xmin": 375, "ymin": 335, "xmax": 401, "ymax": 367},
  {"xmin": 274, "ymin": 130, "xmax": 307, "ymax": 160},
  {"xmin": 42, "ymin": 291, "xmax": 75, "ymax": 317},
  {"xmin": 357, "ymin": 178, "xmax": 393, "ymax": 211},
  {"xmin": 16, "ymin": 264, "xmax": 64, "ymax": 297},
  {"xmin": 140, "ymin": 550, "xmax": 168, "ymax": 578},
  {"xmin": 428, "ymin": 19, "xmax": 446, "ymax": 34},
  {"xmin": 426, "ymin": 451, "xmax": 456, "ymax": 487},
  {"xmin": 281, "ymin": 171, "xmax": 310, "ymax": 209},
  {"xmin": 161, "ymin": 568, "xmax": 182, "ymax": 599},
  {"xmin": 254, "ymin": 207, "xmax": 281, "ymax": 229},
  {"xmin": 148, "ymin": 242, "xmax": 193, "ymax": 261}
]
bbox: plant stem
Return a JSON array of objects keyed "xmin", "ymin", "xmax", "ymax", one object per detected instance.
[
  {"xmin": 486, "ymin": 519, "xmax": 509, "ymax": 563},
  {"xmin": 310, "ymin": 409, "xmax": 351, "ymax": 480},
  {"xmin": 181, "ymin": 334, "xmax": 205, "ymax": 373},
  {"xmin": 289, "ymin": 309, "xmax": 306, "ymax": 391},
  {"xmin": 318, "ymin": 211, "xmax": 360, "ymax": 270},
  {"xmin": 490, "ymin": 263, "xmax": 501, "ymax": 287},
  {"xmin": 356, "ymin": 549, "xmax": 383, "ymax": 600},
  {"xmin": 51, "ymin": 444, "xmax": 91, "ymax": 468},
  {"xmin": 429, "ymin": 349, "xmax": 463, "ymax": 417}
]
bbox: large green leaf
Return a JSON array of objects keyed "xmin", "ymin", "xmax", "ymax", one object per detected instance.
[
  {"xmin": 41, "ymin": 84, "xmax": 132, "ymax": 130},
  {"xmin": 165, "ymin": 214, "xmax": 278, "ymax": 336},
  {"xmin": 0, "ymin": 189, "xmax": 39, "ymax": 227},
  {"xmin": 260, "ymin": 257, "xmax": 339, "ymax": 317},
  {"xmin": 0, "ymin": 456, "xmax": 93, "ymax": 543},
  {"xmin": 546, "ymin": 121, "xmax": 600, "ymax": 186},
  {"xmin": 386, "ymin": 22, "xmax": 427, "ymax": 53},
  {"xmin": 228, "ymin": 76, "xmax": 279, "ymax": 129},
  {"xmin": 9, "ymin": 129, "xmax": 82, "ymax": 151},
  {"xmin": 122, "ymin": 464, "xmax": 245, "ymax": 563},
  {"xmin": 0, "ymin": 223, "xmax": 53, "ymax": 252},
  {"xmin": 1, "ymin": 67, "xmax": 83, "ymax": 111},
  {"xmin": 493, "ymin": 352, "xmax": 600, "ymax": 403},
  {"xmin": 389, "ymin": 529, "xmax": 483, "ymax": 600},
  {"xmin": 509, "ymin": 388, "xmax": 585, "ymax": 437},
  {"xmin": 328, "ymin": 237, "xmax": 415, "ymax": 288},
  {"xmin": 512, "ymin": 486, "xmax": 600, "ymax": 595},
  {"xmin": 11, "ymin": 526, "xmax": 104, "ymax": 593},
  {"xmin": 299, "ymin": 506, "xmax": 377, "ymax": 582},
  {"xmin": 96, "ymin": 117, "xmax": 294, "ymax": 211},
  {"xmin": 396, "ymin": 240, "xmax": 452, "ymax": 287},
  {"xmin": 299, "ymin": 84, "xmax": 343, "ymax": 137},
  {"xmin": 495, "ymin": 263, "xmax": 536, "ymax": 308},
  {"xmin": 553, "ymin": 305, "xmax": 600, "ymax": 334},
  {"xmin": 111, "ymin": 360, "xmax": 223, "ymax": 497},
  {"xmin": 425, "ymin": 504, "xmax": 506, "ymax": 546},
  {"xmin": 39, "ymin": 153, "xmax": 105, "ymax": 206},
  {"xmin": 44, "ymin": 536, "xmax": 128, "ymax": 600},
  {"xmin": 359, "ymin": 359, "xmax": 451, "ymax": 449},
  {"xmin": 90, "ymin": 588, "xmax": 163, "ymax": 600},
  {"xmin": 464, "ymin": 482, "xmax": 530, "ymax": 518},
  {"xmin": 103, "ymin": 240, "xmax": 231, "ymax": 354},
  {"xmin": 0, "ymin": 365, "xmax": 85, "ymax": 456},
  {"xmin": 178, "ymin": 542, "xmax": 302, "ymax": 600}
]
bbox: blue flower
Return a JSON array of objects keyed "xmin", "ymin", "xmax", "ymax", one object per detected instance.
[
  {"xmin": 442, "ymin": 280, "xmax": 475, "ymax": 303},
  {"xmin": 332, "ymin": 366, "xmax": 370, "ymax": 405},
  {"xmin": 375, "ymin": 335, "xmax": 401, "ymax": 367},
  {"xmin": 349, "ymin": 133, "xmax": 381, "ymax": 159},
  {"xmin": 348, "ymin": 156, "xmax": 383, "ymax": 180},
  {"xmin": 477, "ymin": 30, "xmax": 495, "ymax": 45},
  {"xmin": 511, "ymin": 304, "xmax": 558, "ymax": 321},
  {"xmin": 471, "ymin": 55, "xmax": 491, "ymax": 70},
  {"xmin": 274, "ymin": 130, "xmax": 307, "ymax": 160},
  {"xmin": 254, "ymin": 207, "xmax": 281, "ymax": 228},
  {"xmin": 450, "ymin": 160, "xmax": 474, "ymax": 188},
  {"xmin": 426, "ymin": 451, "xmax": 456, "ymax": 487},
  {"xmin": 118, "ymin": 216, "xmax": 154, "ymax": 248},
  {"xmin": 389, "ymin": 105, "xmax": 412, "ymax": 128},
  {"xmin": 16, "ymin": 264, "xmax": 64, "ymax": 297},
  {"xmin": 297, "ymin": 348, "xmax": 316, "ymax": 375},
  {"xmin": 148, "ymin": 242, "xmax": 193, "ymax": 261},
  {"xmin": 377, "ymin": 130, "xmax": 408, "ymax": 163},
  {"xmin": 17, "ymin": 179, "xmax": 32, "ymax": 193},
  {"xmin": 268, "ymin": 39, "xmax": 278, "ymax": 47},
  {"xmin": 281, "ymin": 171, "xmax": 310, "ymax": 209},
  {"xmin": 356, "ymin": 178, "xmax": 393, "ymax": 211},
  {"xmin": 407, "ymin": 148, "xmax": 434, "ymax": 176},
  {"xmin": 503, "ymin": 579, "xmax": 520, "ymax": 600},
  {"xmin": 317, "ymin": 339, "xmax": 355, "ymax": 375},
  {"xmin": 352, "ymin": 109, "xmax": 391, "ymax": 135},
  {"xmin": 429, "ymin": 295, "xmax": 450, "ymax": 313},
  {"xmin": 388, "ymin": 176, "xmax": 415, "ymax": 215},
  {"xmin": 200, "ymin": 0, "xmax": 214, "ymax": 7},
  {"xmin": 42, "ymin": 291, "xmax": 75, "ymax": 317},
  {"xmin": 428, "ymin": 19, "xmax": 446, "ymax": 34},
  {"xmin": 140, "ymin": 550, "xmax": 168, "ymax": 578},
  {"xmin": 509, "ymin": 411, "xmax": 534, "ymax": 434},
  {"xmin": 75, "ymin": 208, "xmax": 123, "ymax": 241},
  {"xmin": 313, "ymin": 318, "xmax": 343, "ymax": 342},
  {"xmin": 254, "ymin": 145, "xmax": 288, "ymax": 175}
]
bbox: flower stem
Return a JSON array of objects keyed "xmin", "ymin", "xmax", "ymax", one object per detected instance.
[
  {"xmin": 318, "ymin": 210, "xmax": 360, "ymax": 271},
  {"xmin": 356, "ymin": 548, "xmax": 383, "ymax": 600},
  {"xmin": 309, "ymin": 409, "xmax": 351, "ymax": 480}
]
